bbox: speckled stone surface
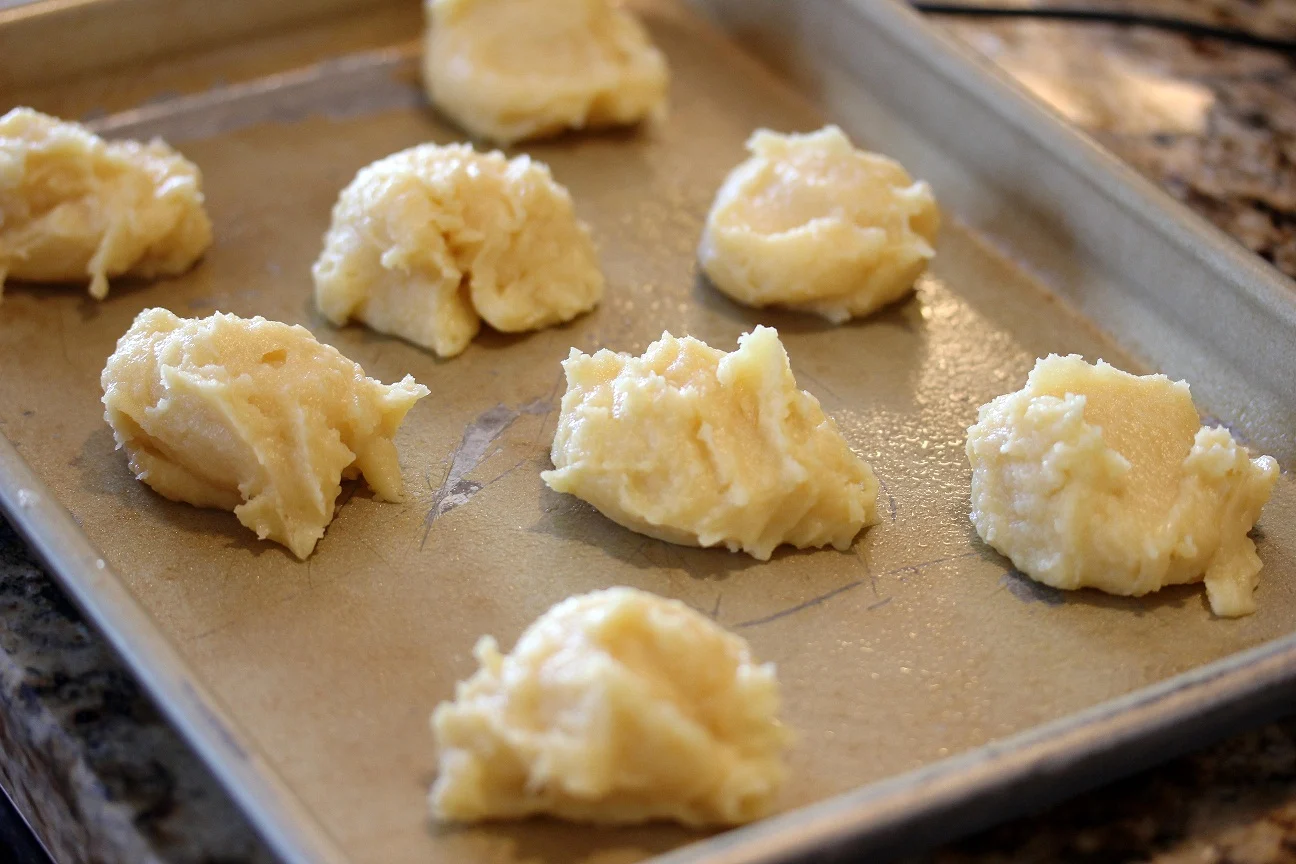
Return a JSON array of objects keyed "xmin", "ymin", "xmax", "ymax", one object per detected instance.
[
  {"xmin": 925, "ymin": 3, "xmax": 1296, "ymax": 861},
  {"xmin": 2, "ymin": 2, "xmax": 1296, "ymax": 863},
  {"xmin": 941, "ymin": 0, "xmax": 1296, "ymax": 279},
  {"xmin": 917, "ymin": 720, "xmax": 1296, "ymax": 864},
  {"xmin": 0, "ymin": 518, "xmax": 274, "ymax": 863}
]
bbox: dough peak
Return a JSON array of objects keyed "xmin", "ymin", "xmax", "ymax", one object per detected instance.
[
  {"xmin": 313, "ymin": 142, "xmax": 603, "ymax": 358},
  {"xmin": 101, "ymin": 308, "xmax": 428, "ymax": 559},
  {"xmin": 431, "ymin": 586, "xmax": 789, "ymax": 825},
  {"xmin": 967, "ymin": 353, "xmax": 1278, "ymax": 617},
  {"xmin": 0, "ymin": 107, "xmax": 211, "ymax": 301},
  {"xmin": 543, "ymin": 326, "xmax": 879, "ymax": 559},
  {"xmin": 699, "ymin": 124, "xmax": 939, "ymax": 323},
  {"xmin": 423, "ymin": 0, "xmax": 669, "ymax": 143}
]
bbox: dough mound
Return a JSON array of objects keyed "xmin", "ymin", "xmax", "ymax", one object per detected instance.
[
  {"xmin": 699, "ymin": 126, "xmax": 940, "ymax": 323},
  {"xmin": 313, "ymin": 142, "xmax": 603, "ymax": 359},
  {"xmin": 967, "ymin": 354, "xmax": 1278, "ymax": 617},
  {"xmin": 0, "ymin": 107, "xmax": 212, "ymax": 301},
  {"xmin": 423, "ymin": 0, "xmax": 669, "ymax": 143},
  {"xmin": 542, "ymin": 326, "xmax": 879, "ymax": 559},
  {"xmin": 101, "ymin": 309, "xmax": 429, "ymax": 559},
  {"xmin": 430, "ymin": 587, "xmax": 788, "ymax": 825}
]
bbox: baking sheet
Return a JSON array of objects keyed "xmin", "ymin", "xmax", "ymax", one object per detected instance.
[{"xmin": 3, "ymin": 1, "xmax": 1296, "ymax": 863}]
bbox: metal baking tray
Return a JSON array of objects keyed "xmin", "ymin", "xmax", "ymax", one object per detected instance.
[{"xmin": 3, "ymin": 1, "xmax": 1296, "ymax": 862}]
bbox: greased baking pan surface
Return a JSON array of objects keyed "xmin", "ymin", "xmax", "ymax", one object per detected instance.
[{"xmin": 3, "ymin": 1, "xmax": 1296, "ymax": 863}]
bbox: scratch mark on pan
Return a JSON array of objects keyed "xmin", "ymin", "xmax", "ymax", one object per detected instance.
[
  {"xmin": 360, "ymin": 536, "xmax": 397, "ymax": 572},
  {"xmin": 529, "ymin": 371, "xmax": 567, "ymax": 452},
  {"xmin": 710, "ymin": 592, "xmax": 723, "ymax": 620},
  {"xmin": 484, "ymin": 457, "xmax": 531, "ymax": 490},
  {"xmin": 797, "ymin": 370, "xmax": 842, "ymax": 406},
  {"xmin": 854, "ymin": 548, "xmax": 878, "ymax": 597},
  {"xmin": 736, "ymin": 579, "xmax": 867, "ymax": 629},
  {"xmin": 736, "ymin": 551, "xmax": 980, "ymax": 629},
  {"xmin": 421, "ymin": 398, "xmax": 550, "ymax": 549},
  {"xmin": 875, "ymin": 473, "xmax": 898, "ymax": 523}
]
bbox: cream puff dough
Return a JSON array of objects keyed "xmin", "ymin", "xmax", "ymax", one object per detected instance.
[
  {"xmin": 101, "ymin": 309, "xmax": 428, "ymax": 559},
  {"xmin": 0, "ymin": 108, "xmax": 211, "ymax": 301},
  {"xmin": 543, "ymin": 326, "xmax": 879, "ymax": 559},
  {"xmin": 313, "ymin": 142, "xmax": 603, "ymax": 358},
  {"xmin": 431, "ymin": 587, "xmax": 789, "ymax": 825},
  {"xmin": 967, "ymin": 355, "xmax": 1277, "ymax": 617},
  {"xmin": 699, "ymin": 126, "xmax": 940, "ymax": 322},
  {"xmin": 423, "ymin": 0, "xmax": 669, "ymax": 143}
]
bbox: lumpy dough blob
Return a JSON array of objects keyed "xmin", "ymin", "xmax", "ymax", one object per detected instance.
[
  {"xmin": 0, "ymin": 108, "xmax": 211, "ymax": 301},
  {"xmin": 430, "ymin": 587, "xmax": 788, "ymax": 825},
  {"xmin": 101, "ymin": 309, "xmax": 429, "ymax": 559},
  {"xmin": 313, "ymin": 142, "xmax": 603, "ymax": 359},
  {"xmin": 542, "ymin": 326, "xmax": 879, "ymax": 559},
  {"xmin": 967, "ymin": 354, "xmax": 1278, "ymax": 617},
  {"xmin": 423, "ymin": 0, "xmax": 669, "ymax": 143},
  {"xmin": 699, "ymin": 126, "xmax": 940, "ymax": 323}
]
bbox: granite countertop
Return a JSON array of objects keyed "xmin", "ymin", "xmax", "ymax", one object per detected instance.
[
  {"xmin": 939, "ymin": 0, "xmax": 1296, "ymax": 275},
  {"xmin": 2, "ymin": 2, "xmax": 1296, "ymax": 862},
  {"xmin": 924, "ymin": 4, "xmax": 1296, "ymax": 861}
]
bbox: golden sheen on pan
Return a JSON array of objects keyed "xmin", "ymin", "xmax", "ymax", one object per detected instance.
[
  {"xmin": 542, "ymin": 326, "xmax": 879, "ymax": 559},
  {"xmin": 967, "ymin": 355, "xmax": 1278, "ymax": 617},
  {"xmin": 431, "ymin": 587, "xmax": 789, "ymax": 825},
  {"xmin": 313, "ymin": 142, "xmax": 603, "ymax": 358},
  {"xmin": 699, "ymin": 125, "xmax": 939, "ymax": 322},
  {"xmin": 423, "ymin": 0, "xmax": 669, "ymax": 143},
  {"xmin": 100, "ymin": 309, "xmax": 429, "ymax": 559},
  {"xmin": 0, "ymin": 108, "xmax": 212, "ymax": 302}
]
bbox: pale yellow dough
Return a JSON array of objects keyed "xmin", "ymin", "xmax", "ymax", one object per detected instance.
[
  {"xmin": 101, "ymin": 309, "xmax": 429, "ymax": 559},
  {"xmin": 431, "ymin": 586, "xmax": 788, "ymax": 825},
  {"xmin": 699, "ymin": 126, "xmax": 940, "ymax": 323},
  {"xmin": 0, "ymin": 108, "xmax": 212, "ymax": 301},
  {"xmin": 423, "ymin": 0, "xmax": 669, "ymax": 143},
  {"xmin": 966, "ymin": 355, "xmax": 1278, "ymax": 617},
  {"xmin": 542, "ymin": 326, "xmax": 879, "ymax": 559},
  {"xmin": 313, "ymin": 142, "xmax": 603, "ymax": 359}
]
